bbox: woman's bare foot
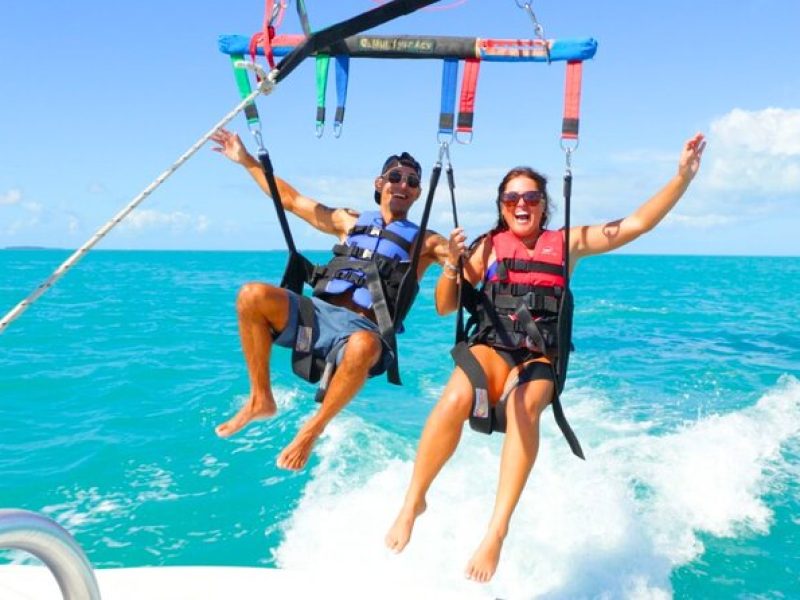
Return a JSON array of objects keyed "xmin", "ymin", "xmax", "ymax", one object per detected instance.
[
  {"xmin": 215, "ymin": 393, "xmax": 277, "ymax": 438},
  {"xmin": 384, "ymin": 499, "xmax": 427, "ymax": 553},
  {"xmin": 276, "ymin": 421, "xmax": 324, "ymax": 470},
  {"xmin": 465, "ymin": 530, "xmax": 505, "ymax": 583}
]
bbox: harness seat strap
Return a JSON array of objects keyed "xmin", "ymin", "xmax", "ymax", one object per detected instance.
[
  {"xmin": 365, "ymin": 266, "xmax": 401, "ymax": 385},
  {"xmin": 451, "ymin": 342, "xmax": 493, "ymax": 434},
  {"xmin": 291, "ymin": 294, "xmax": 325, "ymax": 383}
]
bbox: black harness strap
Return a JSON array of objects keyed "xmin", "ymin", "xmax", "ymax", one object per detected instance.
[
  {"xmin": 365, "ymin": 264, "xmax": 401, "ymax": 385},
  {"xmin": 451, "ymin": 342, "xmax": 493, "ymax": 434},
  {"xmin": 393, "ymin": 161, "xmax": 441, "ymax": 329},
  {"xmin": 497, "ymin": 259, "xmax": 563, "ymax": 277},
  {"xmin": 291, "ymin": 294, "xmax": 325, "ymax": 383},
  {"xmin": 551, "ymin": 386, "xmax": 584, "ymax": 459},
  {"xmin": 274, "ymin": 0, "xmax": 441, "ymax": 84},
  {"xmin": 345, "ymin": 225, "xmax": 414, "ymax": 252},
  {"xmin": 511, "ymin": 304, "xmax": 548, "ymax": 354},
  {"xmin": 491, "ymin": 291, "xmax": 560, "ymax": 313},
  {"xmin": 256, "ymin": 150, "xmax": 315, "ymax": 294}
]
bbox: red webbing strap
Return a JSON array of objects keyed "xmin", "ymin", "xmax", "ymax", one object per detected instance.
[
  {"xmin": 456, "ymin": 58, "xmax": 480, "ymax": 137},
  {"xmin": 248, "ymin": 0, "xmax": 278, "ymax": 71},
  {"xmin": 562, "ymin": 60, "xmax": 583, "ymax": 141},
  {"xmin": 248, "ymin": 28, "xmax": 277, "ymax": 72}
]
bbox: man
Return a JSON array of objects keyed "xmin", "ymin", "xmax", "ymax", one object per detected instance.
[{"xmin": 210, "ymin": 128, "xmax": 449, "ymax": 470}]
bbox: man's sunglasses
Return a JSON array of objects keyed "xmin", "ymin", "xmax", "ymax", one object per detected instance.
[
  {"xmin": 499, "ymin": 190, "xmax": 545, "ymax": 206},
  {"xmin": 384, "ymin": 169, "xmax": 421, "ymax": 189}
]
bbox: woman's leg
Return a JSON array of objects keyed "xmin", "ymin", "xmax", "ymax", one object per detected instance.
[
  {"xmin": 465, "ymin": 362, "xmax": 554, "ymax": 582},
  {"xmin": 385, "ymin": 345, "xmax": 509, "ymax": 553}
]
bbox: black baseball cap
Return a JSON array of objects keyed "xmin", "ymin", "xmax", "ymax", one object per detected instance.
[{"xmin": 374, "ymin": 152, "xmax": 422, "ymax": 204}]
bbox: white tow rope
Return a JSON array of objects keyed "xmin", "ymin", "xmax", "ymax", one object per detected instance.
[{"xmin": 1, "ymin": 63, "xmax": 273, "ymax": 335}]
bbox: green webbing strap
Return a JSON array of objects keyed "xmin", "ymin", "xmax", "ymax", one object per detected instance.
[
  {"xmin": 296, "ymin": 0, "xmax": 313, "ymax": 37},
  {"xmin": 315, "ymin": 54, "xmax": 331, "ymax": 136},
  {"xmin": 230, "ymin": 54, "xmax": 261, "ymax": 126}
]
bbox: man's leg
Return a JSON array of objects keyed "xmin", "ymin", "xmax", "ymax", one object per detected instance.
[
  {"xmin": 215, "ymin": 282, "xmax": 290, "ymax": 438},
  {"xmin": 277, "ymin": 330, "xmax": 381, "ymax": 470}
]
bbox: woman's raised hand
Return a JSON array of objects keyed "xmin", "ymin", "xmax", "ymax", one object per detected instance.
[{"xmin": 678, "ymin": 132, "xmax": 707, "ymax": 180}]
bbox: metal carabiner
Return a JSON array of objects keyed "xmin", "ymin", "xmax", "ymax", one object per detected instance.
[
  {"xmin": 438, "ymin": 139, "xmax": 451, "ymax": 168},
  {"xmin": 560, "ymin": 139, "xmax": 578, "ymax": 172},
  {"xmin": 269, "ymin": 1, "xmax": 287, "ymax": 26},
  {"xmin": 437, "ymin": 130, "xmax": 454, "ymax": 147},
  {"xmin": 515, "ymin": 0, "xmax": 551, "ymax": 64},
  {"xmin": 250, "ymin": 126, "xmax": 266, "ymax": 154}
]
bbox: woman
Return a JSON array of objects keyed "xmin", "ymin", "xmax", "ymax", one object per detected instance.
[{"xmin": 385, "ymin": 133, "xmax": 706, "ymax": 582}]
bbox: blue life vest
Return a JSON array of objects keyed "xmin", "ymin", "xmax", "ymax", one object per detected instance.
[{"xmin": 312, "ymin": 210, "xmax": 419, "ymax": 313}]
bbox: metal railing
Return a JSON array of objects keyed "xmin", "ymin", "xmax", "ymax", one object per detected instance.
[{"xmin": 0, "ymin": 509, "xmax": 101, "ymax": 599}]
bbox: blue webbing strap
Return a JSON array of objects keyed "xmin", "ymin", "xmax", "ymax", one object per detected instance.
[
  {"xmin": 333, "ymin": 55, "xmax": 350, "ymax": 137},
  {"xmin": 438, "ymin": 59, "xmax": 458, "ymax": 138}
]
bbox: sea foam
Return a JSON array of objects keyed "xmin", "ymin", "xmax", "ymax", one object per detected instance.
[{"xmin": 275, "ymin": 376, "xmax": 800, "ymax": 599}]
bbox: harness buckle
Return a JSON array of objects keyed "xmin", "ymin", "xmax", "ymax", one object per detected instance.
[
  {"xmin": 295, "ymin": 326, "xmax": 313, "ymax": 353},
  {"xmin": 362, "ymin": 248, "xmax": 374, "ymax": 259},
  {"xmin": 369, "ymin": 227, "xmax": 381, "ymax": 237}
]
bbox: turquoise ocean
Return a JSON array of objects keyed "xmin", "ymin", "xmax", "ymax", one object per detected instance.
[{"xmin": 1, "ymin": 249, "xmax": 799, "ymax": 598}]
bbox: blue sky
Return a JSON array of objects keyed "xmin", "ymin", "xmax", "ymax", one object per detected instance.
[{"xmin": 1, "ymin": 0, "xmax": 799, "ymax": 255}]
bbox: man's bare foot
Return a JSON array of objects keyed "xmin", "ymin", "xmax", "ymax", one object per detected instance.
[
  {"xmin": 276, "ymin": 422, "xmax": 323, "ymax": 470},
  {"xmin": 215, "ymin": 394, "xmax": 277, "ymax": 438},
  {"xmin": 465, "ymin": 530, "xmax": 504, "ymax": 583},
  {"xmin": 384, "ymin": 499, "xmax": 427, "ymax": 553}
]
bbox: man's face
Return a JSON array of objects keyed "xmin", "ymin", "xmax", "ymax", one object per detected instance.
[{"xmin": 375, "ymin": 165, "xmax": 422, "ymax": 217}]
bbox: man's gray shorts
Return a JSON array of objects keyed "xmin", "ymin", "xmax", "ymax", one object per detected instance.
[{"xmin": 274, "ymin": 290, "xmax": 394, "ymax": 377}]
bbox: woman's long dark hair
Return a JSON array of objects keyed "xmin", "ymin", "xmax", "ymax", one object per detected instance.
[{"xmin": 468, "ymin": 166, "xmax": 552, "ymax": 253}]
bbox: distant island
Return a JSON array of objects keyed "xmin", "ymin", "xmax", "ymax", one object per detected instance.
[{"xmin": 3, "ymin": 246, "xmax": 56, "ymax": 250}]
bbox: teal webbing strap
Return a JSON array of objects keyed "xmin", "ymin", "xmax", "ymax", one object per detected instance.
[
  {"xmin": 229, "ymin": 54, "xmax": 260, "ymax": 126},
  {"xmin": 315, "ymin": 54, "xmax": 331, "ymax": 136}
]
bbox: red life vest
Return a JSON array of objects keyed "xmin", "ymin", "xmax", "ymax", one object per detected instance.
[
  {"xmin": 487, "ymin": 229, "xmax": 566, "ymax": 288},
  {"xmin": 470, "ymin": 228, "xmax": 567, "ymax": 354}
]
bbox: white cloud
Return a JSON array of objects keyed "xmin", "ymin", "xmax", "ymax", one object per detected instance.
[
  {"xmin": 121, "ymin": 209, "xmax": 209, "ymax": 234},
  {"xmin": 5, "ymin": 200, "xmax": 43, "ymax": 235},
  {"xmin": 664, "ymin": 213, "xmax": 738, "ymax": 229},
  {"xmin": 1, "ymin": 189, "xmax": 22, "ymax": 205},
  {"xmin": 195, "ymin": 215, "xmax": 209, "ymax": 233},
  {"xmin": 706, "ymin": 108, "xmax": 800, "ymax": 194}
]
